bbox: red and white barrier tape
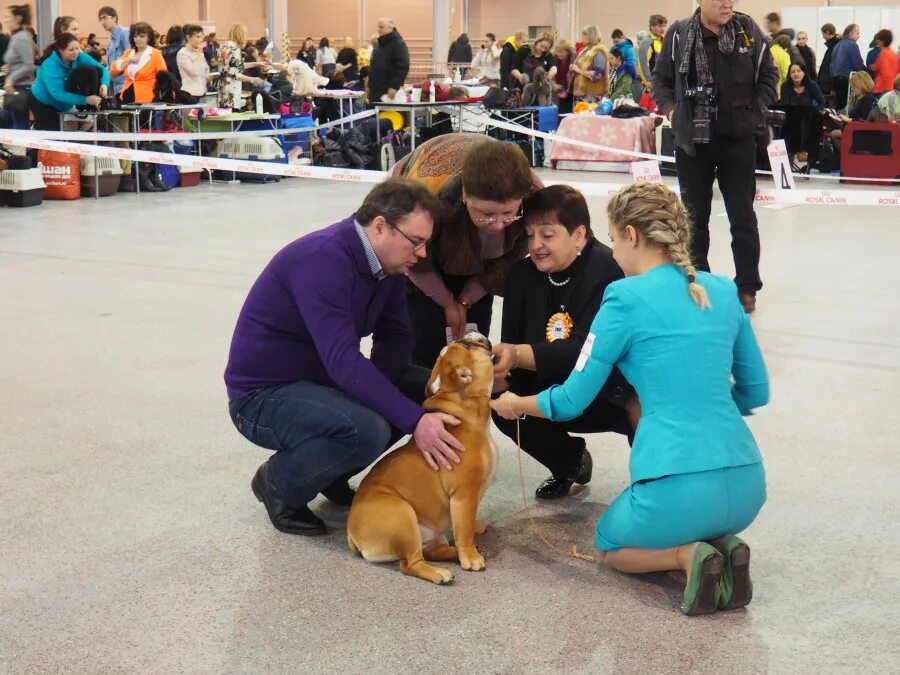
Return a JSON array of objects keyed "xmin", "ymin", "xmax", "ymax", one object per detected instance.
[
  {"xmin": 1, "ymin": 108, "xmax": 376, "ymax": 143},
  {"xmin": 2, "ymin": 112, "xmax": 898, "ymax": 205},
  {"xmin": 0, "ymin": 135, "xmax": 384, "ymax": 183}
]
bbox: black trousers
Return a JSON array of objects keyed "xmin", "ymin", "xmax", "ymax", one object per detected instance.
[
  {"xmin": 28, "ymin": 91, "xmax": 60, "ymax": 131},
  {"xmin": 491, "ymin": 395, "xmax": 632, "ymax": 479},
  {"xmin": 406, "ymin": 278, "xmax": 494, "ymax": 369},
  {"xmin": 675, "ymin": 135, "xmax": 762, "ymax": 293},
  {"xmin": 833, "ymin": 76, "xmax": 849, "ymax": 110},
  {"xmin": 781, "ymin": 106, "xmax": 823, "ymax": 166}
]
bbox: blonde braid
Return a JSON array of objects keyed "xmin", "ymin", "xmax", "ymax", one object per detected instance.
[{"xmin": 607, "ymin": 183, "xmax": 711, "ymax": 309}]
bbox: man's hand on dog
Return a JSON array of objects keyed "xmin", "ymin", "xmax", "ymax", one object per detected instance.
[{"xmin": 414, "ymin": 412, "xmax": 465, "ymax": 470}]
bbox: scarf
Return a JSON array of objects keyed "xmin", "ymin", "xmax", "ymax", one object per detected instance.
[{"xmin": 679, "ymin": 8, "xmax": 736, "ymax": 85}]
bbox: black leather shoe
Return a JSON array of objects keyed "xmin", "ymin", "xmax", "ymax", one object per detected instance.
[
  {"xmin": 535, "ymin": 449, "xmax": 593, "ymax": 500},
  {"xmin": 321, "ymin": 479, "xmax": 356, "ymax": 507},
  {"xmin": 535, "ymin": 475, "xmax": 575, "ymax": 499},
  {"xmin": 251, "ymin": 463, "xmax": 326, "ymax": 536}
]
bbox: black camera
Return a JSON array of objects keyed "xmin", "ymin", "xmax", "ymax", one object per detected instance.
[{"xmin": 685, "ymin": 85, "xmax": 718, "ymax": 144}]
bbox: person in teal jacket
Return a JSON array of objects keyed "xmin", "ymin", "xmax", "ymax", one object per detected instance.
[
  {"xmin": 29, "ymin": 32, "xmax": 110, "ymax": 130},
  {"xmin": 493, "ymin": 182, "xmax": 768, "ymax": 616}
]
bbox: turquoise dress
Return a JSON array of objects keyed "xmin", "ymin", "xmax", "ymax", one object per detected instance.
[{"xmin": 537, "ymin": 264, "xmax": 768, "ymax": 551}]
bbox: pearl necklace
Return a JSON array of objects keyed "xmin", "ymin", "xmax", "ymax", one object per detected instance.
[{"xmin": 547, "ymin": 273, "xmax": 570, "ymax": 287}]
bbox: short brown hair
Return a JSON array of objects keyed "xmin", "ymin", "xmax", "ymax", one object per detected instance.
[
  {"xmin": 649, "ymin": 14, "xmax": 667, "ymax": 28},
  {"xmin": 765, "ymin": 12, "xmax": 781, "ymax": 23},
  {"xmin": 874, "ymin": 29, "xmax": 893, "ymax": 48},
  {"xmin": 183, "ymin": 24, "xmax": 203, "ymax": 37},
  {"xmin": 355, "ymin": 178, "xmax": 441, "ymax": 227},
  {"xmin": 821, "ymin": 23, "xmax": 836, "ymax": 35},
  {"xmin": 773, "ymin": 35, "xmax": 792, "ymax": 50},
  {"xmin": 461, "ymin": 139, "xmax": 533, "ymax": 201},
  {"xmin": 129, "ymin": 22, "xmax": 155, "ymax": 48},
  {"xmin": 98, "ymin": 6, "xmax": 118, "ymax": 20},
  {"xmin": 524, "ymin": 185, "xmax": 594, "ymax": 240}
]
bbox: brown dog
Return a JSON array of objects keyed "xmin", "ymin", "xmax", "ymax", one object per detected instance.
[{"xmin": 347, "ymin": 333, "xmax": 497, "ymax": 584}]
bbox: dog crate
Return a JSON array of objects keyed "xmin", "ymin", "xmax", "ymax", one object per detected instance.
[
  {"xmin": 841, "ymin": 121, "xmax": 900, "ymax": 184},
  {"xmin": 178, "ymin": 166, "xmax": 202, "ymax": 187},
  {"xmin": 79, "ymin": 156, "xmax": 123, "ymax": 197},
  {"xmin": 214, "ymin": 136, "xmax": 286, "ymax": 163},
  {"xmin": 0, "ymin": 168, "xmax": 46, "ymax": 207}
]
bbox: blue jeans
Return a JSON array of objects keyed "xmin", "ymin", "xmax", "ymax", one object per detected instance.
[{"xmin": 228, "ymin": 366, "xmax": 429, "ymax": 508}]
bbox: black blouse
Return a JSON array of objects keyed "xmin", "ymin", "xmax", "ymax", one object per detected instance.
[{"xmin": 500, "ymin": 239, "xmax": 634, "ymax": 405}]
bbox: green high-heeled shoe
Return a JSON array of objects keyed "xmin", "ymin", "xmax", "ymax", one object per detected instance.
[
  {"xmin": 711, "ymin": 535, "xmax": 753, "ymax": 610},
  {"xmin": 681, "ymin": 542, "xmax": 724, "ymax": 616}
]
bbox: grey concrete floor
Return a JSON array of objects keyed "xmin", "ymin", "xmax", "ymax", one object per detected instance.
[{"xmin": 1, "ymin": 176, "xmax": 898, "ymax": 674}]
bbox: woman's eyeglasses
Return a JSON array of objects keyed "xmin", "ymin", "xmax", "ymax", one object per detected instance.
[{"xmin": 471, "ymin": 204, "xmax": 524, "ymax": 226}]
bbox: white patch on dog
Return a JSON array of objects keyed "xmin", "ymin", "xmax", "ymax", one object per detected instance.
[
  {"xmin": 418, "ymin": 523, "xmax": 440, "ymax": 547},
  {"xmin": 428, "ymin": 376, "xmax": 441, "ymax": 395},
  {"xmin": 361, "ymin": 550, "xmax": 398, "ymax": 563},
  {"xmin": 484, "ymin": 420, "xmax": 499, "ymax": 486}
]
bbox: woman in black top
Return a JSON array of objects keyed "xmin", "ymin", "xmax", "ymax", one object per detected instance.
[
  {"xmin": 779, "ymin": 63, "xmax": 826, "ymax": 170},
  {"xmin": 780, "ymin": 63, "xmax": 825, "ymax": 108},
  {"xmin": 510, "ymin": 32, "xmax": 558, "ymax": 89},
  {"xmin": 491, "ymin": 185, "xmax": 637, "ymax": 499},
  {"xmin": 296, "ymin": 37, "xmax": 316, "ymax": 69},
  {"xmin": 336, "ymin": 37, "xmax": 359, "ymax": 87},
  {"xmin": 831, "ymin": 71, "xmax": 880, "ymax": 158}
]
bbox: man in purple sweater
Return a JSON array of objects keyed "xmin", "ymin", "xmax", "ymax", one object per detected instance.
[{"xmin": 225, "ymin": 179, "xmax": 465, "ymax": 535}]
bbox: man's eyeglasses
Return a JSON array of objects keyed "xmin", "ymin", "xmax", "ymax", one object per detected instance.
[
  {"xmin": 391, "ymin": 224, "xmax": 429, "ymax": 251},
  {"xmin": 470, "ymin": 204, "xmax": 524, "ymax": 226}
]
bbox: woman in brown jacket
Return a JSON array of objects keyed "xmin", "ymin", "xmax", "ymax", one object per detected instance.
[{"xmin": 391, "ymin": 134, "xmax": 541, "ymax": 367}]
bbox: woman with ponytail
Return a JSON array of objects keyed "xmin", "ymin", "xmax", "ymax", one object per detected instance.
[
  {"xmin": 493, "ymin": 182, "xmax": 769, "ymax": 617},
  {"xmin": 30, "ymin": 32, "xmax": 109, "ymax": 130}
]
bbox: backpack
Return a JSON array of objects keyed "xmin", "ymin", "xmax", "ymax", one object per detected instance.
[{"xmin": 482, "ymin": 86, "xmax": 508, "ymax": 109}]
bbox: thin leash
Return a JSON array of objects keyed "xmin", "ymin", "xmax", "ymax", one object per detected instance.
[{"xmin": 514, "ymin": 417, "xmax": 596, "ymax": 563}]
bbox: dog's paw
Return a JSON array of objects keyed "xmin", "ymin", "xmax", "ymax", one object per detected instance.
[
  {"xmin": 474, "ymin": 521, "xmax": 488, "ymax": 535},
  {"xmin": 459, "ymin": 548, "xmax": 486, "ymax": 571},
  {"xmin": 432, "ymin": 567, "xmax": 455, "ymax": 584}
]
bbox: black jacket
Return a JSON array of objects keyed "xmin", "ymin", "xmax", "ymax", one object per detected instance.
[
  {"xmin": 337, "ymin": 47, "xmax": 358, "ymax": 82},
  {"xmin": 500, "ymin": 239, "xmax": 634, "ymax": 405},
  {"xmin": 297, "ymin": 47, "xmax": 316, "ymax": 70},
  {"xmin": 499, "ymin": 40, "xmax": 518, "ymax": 89},
  {"xmin": 448, "ymin": 39, "xmax": 472, "ymax": 64},
  {"xmin": 819, "ymin": 37, "xmax": 841, "ymax": 94},
  {"xmin": 368, "ymin": 29, "xmax": 410, "ymax": 102},
  {"xmin": 796, "ymin": 44, "xmax": 817, "ymax": 80},
  {"xmin": 162, "ymin": 41, "xmax": 184, "ymax": 77},
  {"xmin": 652, "ymin": 12, "xmax": 778, "ymax": 154}
]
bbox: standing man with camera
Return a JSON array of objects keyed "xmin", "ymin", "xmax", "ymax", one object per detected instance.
[{"xmin": 652, "ymin": 0, "xmax": 778, "ymax": 313}]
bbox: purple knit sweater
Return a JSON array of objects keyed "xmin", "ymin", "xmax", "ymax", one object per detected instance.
[{"xmin": 224, "ymin": 216, "xmax": 425, "ymax": 433}]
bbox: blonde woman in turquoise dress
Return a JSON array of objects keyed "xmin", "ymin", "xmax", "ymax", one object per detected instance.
[{"xmin": 492, "ymin": 183, "xmax": 769, "ymax": 616}]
